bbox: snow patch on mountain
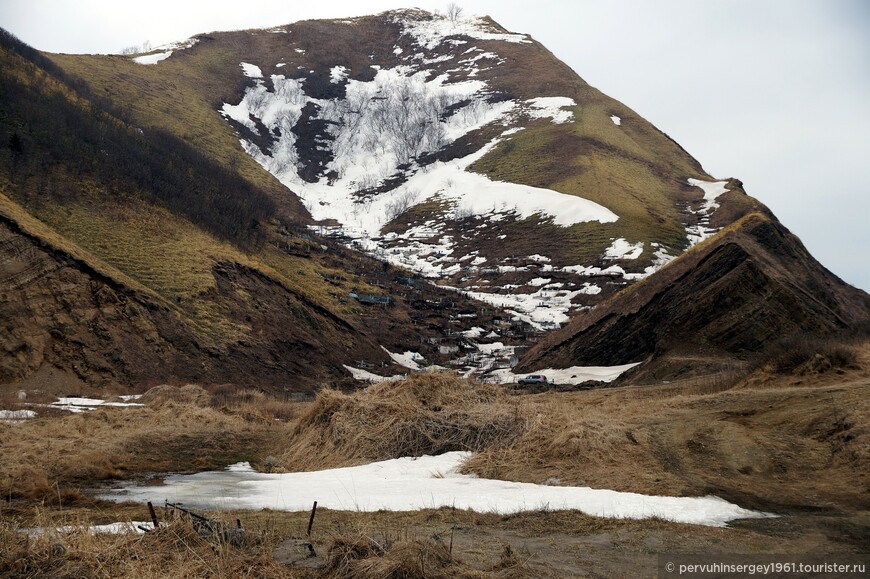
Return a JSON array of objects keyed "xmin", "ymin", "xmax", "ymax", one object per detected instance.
[
  {"xmin": 604, "ymin": 238, "xmax": 644, "ymax": 260},
  {"xmin": 526, "ymin": 97, "xmax": 576, "ymax": 124},
  {"xmin": 240, "ymin": 62, "xmax": 263, "ymax": 78},
  {"xmin": 394, "ymin": 12, "xmax": 531, "ymax": 50},
  {"xmin": 132, "ymin": 51, "xmax": 172, "ymax": 65},
  {"xmin": 685, "ymin": 178, "xmax": 731, "ymax": 246}
]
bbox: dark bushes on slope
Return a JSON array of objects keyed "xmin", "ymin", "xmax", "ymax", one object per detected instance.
[{"xmin": 0, "ymin": 28, "xmax": 275, "ymax": 248}]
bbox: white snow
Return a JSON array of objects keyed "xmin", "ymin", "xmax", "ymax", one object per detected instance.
[
  {"xmin": 461, "ymin": 326, "xmax": 485, "ymax": 338},
  {"xmin": 610, "ymin": 115, "xmax": 621, "ymax": 126},
  {"xmin": 490, "ymin": 362, "xmax": 641, "ymax": 385},
  {"xmin": 0, "ymin": 409, "xmax": 36, "ymax": 420},
  {"xmin": 100, "ymin": 452, "xmax": 771, "ymax": 527},
  {"xmin": 688, "ymin": 178, "xmax": 730, "ymax": 213},
  {"xmin": 28, "ymin": 522, "xmax": 153, "ymax": 536},
  {"xmin": 240, "ymin": 62, "xmax": 263, "ymax": 79},
  {"xmin": 604, "ymin": 238, "xmax": 644, "ymax": 260},
  {"xmin": 343, "ymin": 365, "xmax": 405, "ymax": 383},
  {"xmin": 47, "ymin": 397, "xmax": 144, "ymax": 413},
  {"xmin": 329, "ymin": 65, "xmax": 349, "ymax": 84},
  {"xmin": 395, "ymin": 13, "xmax": 531, "ymax": 51},
  {"xmin": 382, "ymin": 347, "xmax": 426, "ymax": 370},
  {"xmin": 216, "ymin": 27, "xmax": 632, "ymax": 327},
  {"xmin": 685, "ymin": 178, "xmax": 731, "ymax": 246},
  {"xmin": 132, "ymin": 51, "xmax": 171, "ymax": 65},
  {"xmin": 525, "ymin": 97, "xmax": 576, "ymax": 124}
]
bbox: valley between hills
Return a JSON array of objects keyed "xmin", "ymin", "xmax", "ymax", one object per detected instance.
[{"xmin": 1, "ymin": 8, "xmax": 868, "ymax": 578}]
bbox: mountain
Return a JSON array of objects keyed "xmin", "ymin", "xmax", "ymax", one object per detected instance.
[
  {"xmin": 0, "ymin": 10, "xmax": 866, "ymax": 390},
  {"xmin": 518, "ymin": 212, "xmax": 870, "ymax": 381}
]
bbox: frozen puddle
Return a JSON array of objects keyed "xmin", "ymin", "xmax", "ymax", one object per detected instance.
[{"xmin": 100, "ymin": 452, "xmax": 772, "ymax": 527}]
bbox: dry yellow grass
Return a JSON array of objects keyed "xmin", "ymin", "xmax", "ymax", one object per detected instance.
[
  {"xmin": 280, "ymin": 372, "xmax": 528, "ymax": 470},
  {"xmin": 0, "ymin": 398, "xmax": 294, "ymax": 504},
  {"xmin": 0, "ymin": 517, "xmax": 289, "ymax": 578},
  {"xmin": 0, "ymin": 190, "xmax": 162, "ymax": 303}
]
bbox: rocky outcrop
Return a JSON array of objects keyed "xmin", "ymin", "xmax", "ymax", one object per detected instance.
[{"xmin": 518, "ymin": 213, "xmax": 870, "ymax": 380}]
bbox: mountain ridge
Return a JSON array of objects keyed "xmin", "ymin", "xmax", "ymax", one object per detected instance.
[{"xmin": 1, "ymin": 10, "xmax": 867, "ymax": 389}]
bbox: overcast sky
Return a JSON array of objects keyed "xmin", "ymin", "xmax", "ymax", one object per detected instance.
[{"xmin": 2, "ymin": 0, "xmax": 868, "ymax": 291}]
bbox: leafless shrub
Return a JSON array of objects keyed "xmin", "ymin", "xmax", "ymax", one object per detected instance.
[
  {"xmin": 385, "ymin": 189, "xmax": 420, "ymax": 221},
  {"xmin": 446, "ymin": 3, "xmax": 465, "ymax": 25}
]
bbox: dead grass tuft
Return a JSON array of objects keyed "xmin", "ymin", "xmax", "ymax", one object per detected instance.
[
  {"xmin": 0, "ymin": 403, "xmax": 291, "ymax": 503},
  {"xmin": 141, "ymin": 384, "xmax": 212, "ymax": 407},
  {"xmin": 323, "ymin": 532, "xmax": 496, "ymax": 579},
  {"xmin": 0, "ymin": 517, "xmax": 287, "ymax": 578},
  {"xmin": 756, "ymin": 334, "xmax": 862, "ymax": 376},
  {"xmin": 282, "ymin": 372, "xmax": 528, "ymax": 470}
]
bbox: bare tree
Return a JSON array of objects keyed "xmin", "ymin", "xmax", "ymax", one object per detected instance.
[{"xmin": 446, "ymin": 2, "xmax": 464, "ymax": 25}]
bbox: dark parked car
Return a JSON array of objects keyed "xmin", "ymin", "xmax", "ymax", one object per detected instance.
[{"xmin": 518, "ymin": 374, "xmax": 548, "ymax": 386}]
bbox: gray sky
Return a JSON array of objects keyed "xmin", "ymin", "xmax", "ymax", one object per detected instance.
[{"xmin": 2, "ymin": 0, "xmax": 868, "ymax": 291}]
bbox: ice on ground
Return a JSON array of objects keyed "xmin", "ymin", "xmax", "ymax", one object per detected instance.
[
  {"xmin": 227, "ymin": 462, "xmax": 255, "ymax": 473},
  {"xmin": 100, "ymin": 452, "xmax": 772, "ymax": 527},
  {"xmin": 525, "ymin": 97, "xmax": 576, "ymax": 124},
  {"xmin": 132, "ymin": 51, "xmax": 171, "ymax": 65},
  {"xmin": 604, "ymin": 238, "xmax": 644, "ymax": 260},
  {"xmin": 490, "ymin": 362, "xmax": 641, "ymax": 385}
]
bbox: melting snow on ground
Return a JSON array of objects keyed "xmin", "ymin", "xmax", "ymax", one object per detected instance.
[
  {"xmin": 685, "ymin": 178, "xmax": 730, "ymax": 246},
  {"xmin": 0, "ymin": 409, "xmax": 37, "ymax": 421},
  {"xmin": 382, "ymin": 347, "xmax": 426, "ymax": 370},
  {"xmin": 343, "ymin": 365, "xmax": 406, "ymax": 383},
  {"xmin": 610, "ymin": 115, "xmax": 621, "ymax": 126},
  {"xmin": 604, "ymin": 238, "xmax": 644, "ymax": 260},
  {"xmin": 394, "ymin": 12, "xmax": 531, "ymax": 50},
  {"xmin": 26, "ymin": 522, "xmax": 154, "ymax": 536},
  {"xmin": 38, "ymin": 397, "xmax": 145, "ymax": 413},
  {"xmin": 132, "ymin": 51, "xmax": 172, "ymax": 65},
  {"xmin": 240, "ymin": 62, "xmax": 263, "ymax": 78},
  {"xmin": 489, "ymin": 362, "xmax": 641, "ymax": 385},
  {"xmin": 526, "ymin": 97, "xmax": 575, "ymax": 124},
  {"xmin": 100, "ymin": 452, "xmax": 771, "ymax": 527}
]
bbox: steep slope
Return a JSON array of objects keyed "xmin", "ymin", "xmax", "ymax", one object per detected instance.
[
  {"xmin": 518, "ymin": 212, "xmax": 870, "ymax": 381},
  {"xmin": 44, "ymin": 9, "xmax": 765, "ymax": 331},
  {"xmin": 0, "ymin": 30, "xmax": 517, "ymax": 390}
]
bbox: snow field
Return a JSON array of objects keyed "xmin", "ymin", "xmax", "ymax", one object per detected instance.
[{"xmin": 101, "ymin": 452, "xmax": 772, "ymax": 527}]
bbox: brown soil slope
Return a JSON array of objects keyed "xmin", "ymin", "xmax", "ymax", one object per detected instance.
[
  {"xmin": 0, "ymin": 201, "xmax": 385, "ymax": 389},
  {"xmin": 519, "ymin": 213, "xmax": 870, "ymax": 379}
]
